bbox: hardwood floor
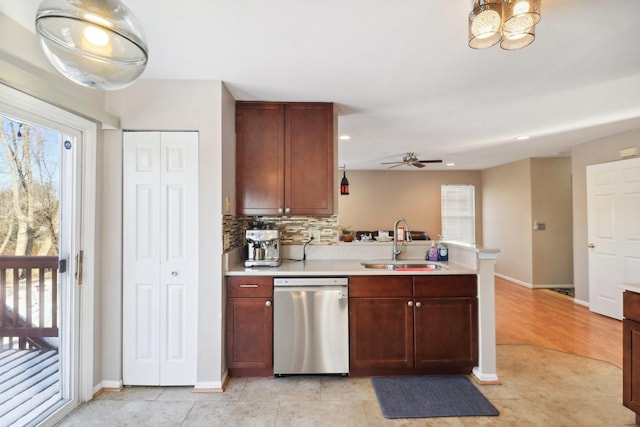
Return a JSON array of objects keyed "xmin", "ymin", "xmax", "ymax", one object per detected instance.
[{"xmin": 495, "ymin": 276, "xmax": 623, "ymax": 368}]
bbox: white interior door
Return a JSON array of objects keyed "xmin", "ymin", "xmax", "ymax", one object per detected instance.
[
  {"xmin": 587, "ymin": 157, "xmax": 640, "ymax": 319},
  {"xmin": 123, "ymin": 131, "xmax": 198, "ymax": 385}
]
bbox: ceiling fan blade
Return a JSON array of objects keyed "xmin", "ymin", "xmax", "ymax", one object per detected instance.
[
  {"xmin": 387, "ymin": 163, "xmax": 405, "ymax": 169},
  {"xmin": 412, "ymin": 161, "xmax": 426, "ymax": 168},
  {"xmin": 381, "ymin": 161, "xmax": 403, "ymax": 165},
  {"xmin": 417, "ymin": 160, "xmax": 443, "ymax": 163}
]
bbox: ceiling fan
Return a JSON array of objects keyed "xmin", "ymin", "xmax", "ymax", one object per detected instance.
[{"xmin": 381, "ymin": 152, "xmax": 443, "ymax": 169}]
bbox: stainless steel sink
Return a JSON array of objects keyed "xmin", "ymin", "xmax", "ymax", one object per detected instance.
[{"xmin": 361, "ymin": 262, "xmax": 448, "ymax": 270}]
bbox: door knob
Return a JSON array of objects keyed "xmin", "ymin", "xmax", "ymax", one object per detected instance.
[
  {"xmin": 408, "ymin": 301, "xmax": 414, "ymax": 307},
  {"xmin": 415, "ymin": 301, "xmax": 422, "ymax": 308},
  {"xmin": 171, "ymin": 271, "xmax": 178, "ymax": 276},
  {"xmin": 587, "ymin": 243, "xmax": 595, "ymax": 249},
  {"xmin": 265, "ymin": 300, "xmax": 272, "ymax": 307}
]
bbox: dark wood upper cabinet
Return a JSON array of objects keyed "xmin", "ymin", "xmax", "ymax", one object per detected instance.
[{"xmin": 236, "ymin": 102, "xmax": 334, "ymax": 216}]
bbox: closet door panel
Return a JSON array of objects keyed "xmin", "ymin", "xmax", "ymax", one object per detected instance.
[
  {"xmin": 123, "ymin": 132, "xmax": 162, "ymax": 385},
  {"xmin": 159, "ymin": 132, "xmax": 198, "ymax": 385}
]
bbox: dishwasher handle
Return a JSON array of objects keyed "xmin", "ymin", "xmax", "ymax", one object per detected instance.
[{"xmin": 274, "ymin": 286, "xmax": 348, "ymax": 298}]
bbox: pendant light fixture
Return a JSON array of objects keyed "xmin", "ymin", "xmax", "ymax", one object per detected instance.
[
  {"xmin": 468, "ymin": 0, "xmax": 541, "ymax": 51},
  {"xmin": 340, "ymin": 166, "xmax": 350, "ymax": 196},
  {"xmin": 35, "ymin": 0, "xmax": 149, "ymax": 90}
]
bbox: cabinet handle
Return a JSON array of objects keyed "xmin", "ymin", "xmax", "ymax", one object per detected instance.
[
  {"xmin": 278, "ymin": 208, "xmax": 283, "ymax": 214},
  {"xmin": 265, "ymin": 300, "xmax": 272, "ymax": 307},
  {"xmin": 415, "ymin": 301, "xmax": 422, "ymax": 308},
  {"xmin": 171, "ymin": 271, "xmax": 178, "ymax": 277},
  {"xmin": 240, "ymin": 284, "xmax": 259, "ymax": 288},
  {"xmin": 285, "ymin": 208, "xmax": 291, "ymax": 214},
  {"xmin": 408, "ymin": 301, "xmax": 414, "ymax": 307},
  {"xmin": 587, "ymin": 243, "xmax": 595, "ymax": 248}
]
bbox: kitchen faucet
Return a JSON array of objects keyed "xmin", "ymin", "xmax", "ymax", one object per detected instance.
[{"xmin": 392, "ymin": 218, "xmax": 411, "ymax": 261}]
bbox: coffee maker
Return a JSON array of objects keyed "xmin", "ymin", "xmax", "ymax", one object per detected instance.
[{"xmin": 245, "ymin": 223, "xmax": 281, "ymax": 267}]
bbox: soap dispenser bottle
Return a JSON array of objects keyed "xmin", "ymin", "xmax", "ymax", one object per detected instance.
[
  {"xmin": 428, "ymin": 241, "xmax": 438, "ymax": 261},
  {"xmin": 437, "ymin": 236, "xmax": 448, "ymax": 261}
]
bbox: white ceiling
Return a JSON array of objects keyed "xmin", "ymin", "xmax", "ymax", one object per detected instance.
[{"xmin": 2, "ymin": 0, "xmax": 640, "ymax": 170}]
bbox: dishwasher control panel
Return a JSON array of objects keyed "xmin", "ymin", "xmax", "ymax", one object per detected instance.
[{"xmin": 273, "ymin": 277, "xmax": 348, "ymax": 287}]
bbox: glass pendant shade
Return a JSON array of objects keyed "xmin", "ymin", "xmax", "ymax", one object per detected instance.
[
  {"xmin": 468, "ymin": 0, "xmax": 503, "ymax": 49},
  {"xmin": 35, "ymin": 0, "xmax": 149, "ymax": 90},
  {"xmin": 501, "ymin": 24, "xmax": 535, "ymax": 50},
  {"xmin": 502, "ymin": 0, "xmax": 540, "ymax": 34}
]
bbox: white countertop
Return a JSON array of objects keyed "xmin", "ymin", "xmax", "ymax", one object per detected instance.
[
  {"xmin": 225, "ymin": 259, "xmax": 476, "ymax": 277},
  {"xmin": 622, "ymin": 283, "xmax": 640, "ymax": 293}
]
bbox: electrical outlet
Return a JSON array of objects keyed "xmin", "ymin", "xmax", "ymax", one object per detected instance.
[{"xmin": 308, "ymin": 228, "xmax": 321, "ymax": 241}]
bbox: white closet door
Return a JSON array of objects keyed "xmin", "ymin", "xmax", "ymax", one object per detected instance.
[
  {"xmin": 587, "ymin": 156, "xmax": 640, "ymax": 319},
  {"xmin": 159, "ymin": 132, "xmax": 198, "ymax": 385},
  {"xmin": 123, "ymin": 131, "xmax": 198, "ymax": 385}
]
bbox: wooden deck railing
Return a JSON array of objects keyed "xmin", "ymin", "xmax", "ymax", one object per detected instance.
[{"xmin": 0, "ymin": 256, "xmax": 59, "ymax": 350}]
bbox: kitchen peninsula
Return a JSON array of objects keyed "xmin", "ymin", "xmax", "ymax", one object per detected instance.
[{"xmin": 224, "ymin": 241, "xmax": 499, "ymax": 383}]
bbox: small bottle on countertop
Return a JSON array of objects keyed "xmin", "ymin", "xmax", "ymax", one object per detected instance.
[
  {"xmin": 437, "ymin": 238, "xmax": 448, "ymax": 261},
  {"xmin": 428, "ymin": 241, "xmax": 438, "ymax": 261}
]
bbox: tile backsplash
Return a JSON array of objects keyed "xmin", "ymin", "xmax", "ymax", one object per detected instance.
[{"xmin": 223, "ymin": 215, "xmax": 339, "ymax": 252}]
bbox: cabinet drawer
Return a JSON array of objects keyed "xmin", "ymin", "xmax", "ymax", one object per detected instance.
[
  {"xmin": 624, "ymin": 291, "xmax": 640, "ymax": 321},
  {"xmin": 349, "ymin": 276, "xmax": 413, "ymax": 298},
  {"xmin": 227, "ymin": 276, "xmax": 273, "ymax": 298},
  {"xmin": 414, "ymin": 275, "xmax": 477, "ymax": 298}
]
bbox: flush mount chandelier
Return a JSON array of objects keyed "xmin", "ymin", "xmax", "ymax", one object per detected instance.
[
  {"xmin": 468, "ymin": 0, "xmax": 541, "ymax": 50},
  {"xmin": 35, "ymin": 0, "xmax": 149, "ymax": 90}
]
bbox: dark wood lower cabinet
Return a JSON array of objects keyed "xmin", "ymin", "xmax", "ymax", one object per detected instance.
[
  {"xmin": 349, "ymin": 274, "xmax": 478, "ymax": 376},
  {"xmin": 623, "ymin": 290, "xmax": 640, "ymax": 423},
  {"xmin": 226, "ymin": 276, "xmax": 273, "ymax": 377},
  {"xmin": 349, "ymin": 297, "xmax": 414, "ymax": 370}
]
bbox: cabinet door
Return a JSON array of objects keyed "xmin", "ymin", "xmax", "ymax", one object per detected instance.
[
  {"xmin": 236, "ymin": 103, "xmax": 285, "ymax": 215},
  {"xmin": 226, "ymin": 297, "xmax": 273, "ymax": 376},
  {"xmin": 414, "ymin": 297, "xmax": 478, "ymax": 369},
  {"xmin": 284, "ymin": 103, "xmax": 334, "ymax": 215},
  {"xmin": 624, "ymin": 318, "xmax": 640, "ymax": 413},
  {"xmin": 349, "ymin": 297, "xmax": 414, "ymax": 370}
]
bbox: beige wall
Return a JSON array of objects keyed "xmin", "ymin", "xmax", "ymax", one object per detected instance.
[
  {"xmin": 337, "ymin": 170, "xmax": 482, "ymax": 243},
  {"xmin": 571, "ymin": 129, "xmax": 640, "ymax": 303},
  {"xmin": 531, "ymin": 157, "xmax": 573, "ymax": 285},
  {"xmin": 482, "ymin": 159, "xmax": 533, "ymax": 284},
  {"xmin": 481, "ymin": 157, "xmax": 574, "ymax": 287}
]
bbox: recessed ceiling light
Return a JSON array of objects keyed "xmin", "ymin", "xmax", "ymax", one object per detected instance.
[
  {"xmin": 446, "ymin": 162, "xmax": 455, "ymax": 167},
  {"xmin": 515, "ymin": 135, "xmax": 530, "ymax": 141},
  {"xmin": 339, "ymin": 135, "xmax": 351, "ymax": 141}
]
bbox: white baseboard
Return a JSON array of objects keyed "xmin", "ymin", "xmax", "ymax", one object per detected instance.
[
  {"xmin": 495, "ymin": 273, "xmax": 532, "ymax": 288},
  {"xmin": 495, "ymin": 273, "xmax": 574, "ymax": 290},
  {"xmin": 194, "ymin": 379, "xmax": 226, "ymax": 392},
  {"xmin": 100, "ymin": 380, "xmax": 123, "ymax": 391},
  {"xmin": 472, "ymin": 367, "xmax": 499, "ymax": 383},
  {"xmin": 574, "ymin": 298, "xmax": 589, "ymax": 307}
]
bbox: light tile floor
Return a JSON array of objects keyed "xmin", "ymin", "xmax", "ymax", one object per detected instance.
[{"xmin": 57, "ymin": 345, "xmax": 635, "ymax": 426}]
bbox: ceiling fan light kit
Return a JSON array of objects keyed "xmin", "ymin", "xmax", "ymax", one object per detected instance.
[
  {"xmin": 35, "ymin": 0, "xmax": 149, "ymax": 90},
  {"xmin": 468, "ymin": 0, "xmax": 541, "ymax": 50}
]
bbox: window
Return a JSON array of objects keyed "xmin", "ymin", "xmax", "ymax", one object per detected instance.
[{"xmin": 441, "ymin": 185, "xmax": 475, "ymax": 244}]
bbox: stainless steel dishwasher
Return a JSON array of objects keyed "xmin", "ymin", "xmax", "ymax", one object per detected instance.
[{"xmin": 273, "ymin": 277, "xmax": 349, "ymax": 375}]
